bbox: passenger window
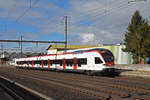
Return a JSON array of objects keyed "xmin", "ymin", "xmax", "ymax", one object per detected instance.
[
  {"xmin": 78, "ymin": 64, "xmax": 81, "ymax": 67},
  {"xmin": 43, "ymin": 60, "xmax": 48, "ymax": 66},
  {"xmin": 95, "ymin": 57, "xmax": 103, "ymax": 64},
  {"xmin": 66, "ymin": 59, "xmax": 73, "ymax": 67}
]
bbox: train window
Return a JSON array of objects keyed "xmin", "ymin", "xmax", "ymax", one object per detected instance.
[
  {"xmin": 78, "ymin": 64, "xmax": 81, "ymax": 67},
  {"xmin": 54, "ymin": 60, "xmax": 62, "ymax": 66},
  {"xmin": 21, "ymin": 61, "xmax": 24, "ymax": 64},
  {"xmin": 66, "ymin": 59, "xmax": 73, "ymax": 67},
  {"xmin": 48, "ymin": 60, "xmax": 63, "ymax": 66},
  {"xmin": 95, "ymin": 57, "xmax": 103, "ymax": 64},
  {"xmin": 50, "ymin": 60, "xmax": 55, "ymax": 65},
  {"xmin": 43, "ymin": 60, "xmax": 48, "ymax": 66},
  {"xmin": 22, "ymin": 61, "xmax": 27, "ymax": 64},
  {"xmin": 23, "ymin": 61, "xmax": 26, "ymax": 64},
  {"xmin": 55, "ymin": 60, "xmax": 58, "ymax": 64},
  {"xmin": 99, "ymin": 50, "xmax": 114, "ymax": 62},
  {"xmin": 29, "ymin": 61, "xmax": 32, "ymax": 65},
  {"xmin": 20, "ymin": 61, "xmax": 23, "ymax": 65},
  {"xmin": 17, "ymin": 61, "xmax": 19, "ymax": 64},
  {"xmin": 77, "ymin": 58, "xmax": 87, "ymax": 65},
  {"xmin": 58, "ymin": 60, "xmax": 62, "ymax": 66},
  {"xmin": 34, "ymin": 61, "xmax": 41, "ymax": 65}
]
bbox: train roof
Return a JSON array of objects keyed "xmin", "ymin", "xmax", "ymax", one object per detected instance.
[
  {"xmin": 66, "ymin": 48, "xmax": 112, "ymax": 54},
  {"xmin": 16, "ymin": 48, "xmax": 112, "ymax": 60},
  {"xmin": 72, "ymin": 48, "xmax": 109, "ymax": 53}
]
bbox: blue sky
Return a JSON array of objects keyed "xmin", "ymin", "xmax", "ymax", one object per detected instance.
[{"xmin": 0, "ymin": 0, "xmax": 150, "ymax": 52}]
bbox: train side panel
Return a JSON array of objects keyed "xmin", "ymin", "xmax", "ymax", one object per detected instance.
[{"xmin": 15, "ymin": 48, "xmax": 115, "ymax": 75}]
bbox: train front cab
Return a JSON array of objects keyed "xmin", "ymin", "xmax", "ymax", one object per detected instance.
[{"xmin": 91, "ymin": 49, "xmax": 115, "ymax": 76}]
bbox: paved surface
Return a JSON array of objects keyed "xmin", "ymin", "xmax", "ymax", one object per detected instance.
[
  {"xmin": 114, "ymin": 64, "xmax": 150, "ymax": 78},
  {"xmin": 119, "ymin": 70, "xmax": 150, "ymax": 78},
  {"xmin": 114, "ymin": 64, "xmax": 150, "ymax": 71}
]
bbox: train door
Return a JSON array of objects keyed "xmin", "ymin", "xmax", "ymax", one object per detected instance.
[
  {"xmin": 63, "ymin": 59, "xmax": 66, "ymax": 69},
  {"xmin": 48, "ymin": 59, "xmax": 50, "ymax": 68},
  {"xmin": 32, "ymin": 60, "xmax": 34, "ymax": 68},
  {"xmin": 41, "ymin": 60, "xmax": 44, "ymax": 68},
  {"xmin": 87, "ymin": 55, "xmax": 94, "ymax": 70},
  {"xmin": 73, "ymin": 58, "xmax": 77, "ymax": 70}
]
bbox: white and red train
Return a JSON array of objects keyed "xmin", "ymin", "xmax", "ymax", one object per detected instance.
[{"xmin": 15, "ymin": 48, "xmax": 115, "ymax": 75}]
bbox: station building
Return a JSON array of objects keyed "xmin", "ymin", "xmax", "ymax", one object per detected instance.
[
  {"xmin": 46, "ymin": 44, "xmax": 133, "ymax": 64},
  {"xmin": 0, "ymin": 54, "xmax": 9, "ymax": 65}
]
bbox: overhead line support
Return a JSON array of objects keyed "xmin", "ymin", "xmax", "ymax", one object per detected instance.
[{"xmin": 0, "ymin": 40, "xmax": 65, "ymax": 44}]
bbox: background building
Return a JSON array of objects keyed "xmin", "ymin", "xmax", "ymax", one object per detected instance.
[
  {"xmin": 0, "ymin": 53, "xmax": 9, "ymax": 64},
  {"xmin": 46, "ymin": 44, "xmax": 133, "ymax": 64}
]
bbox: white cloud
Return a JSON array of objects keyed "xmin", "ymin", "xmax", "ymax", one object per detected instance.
[
  {"xmin": 80, "ymin": 33, "xmax": 95, "ymax": 43},
  {"xmin": 0, "ymin": 0, "xmax": 150, "ymax": 46}
]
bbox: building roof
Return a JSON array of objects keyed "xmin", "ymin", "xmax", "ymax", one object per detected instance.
[{"xmin": 46, "ymin": 45, "xmax": 103, "ymax": 50}]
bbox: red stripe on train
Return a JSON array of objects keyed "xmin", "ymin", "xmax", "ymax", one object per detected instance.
[
  {"xmin": 41, "ymin": 60, "xmax": 44, "ymax": 68},
  {"xmin": 73, "ymin": 58, "xmax": 77, "ymax": 70},
  {"xmin": 48, "ymin": 59, "xmax": 50, "ymax": 68},
  {"xmin": 63, "ymin": 59, "xmax": 66, "ymax": 69},
  {"xmin": 106, "ymin": 62, "xmax": 114, "ymax": 66}
]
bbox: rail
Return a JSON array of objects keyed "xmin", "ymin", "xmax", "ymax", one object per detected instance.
[{"xmin": 0, "ymin": 75, "xmax": 52, "ymax": 100}]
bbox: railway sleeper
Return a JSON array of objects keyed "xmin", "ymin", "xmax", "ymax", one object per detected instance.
[
  {"xmin": 119, "ymin": 84, "xmax": 150, "ymax": 93},
  {"xmin": 74, "ymin": 87, "xmax": 111, "ymax": 99},
  {"xmin": 132, "ymin": 94, "xmax": 150, "ymax": 100},
  {"xmin": 132, "ymin": 89, "xmax": 150, "ymax": 95},
  {"xmin": 104, "ymin": 83, "xmax": 150, "ymax": 96},
  {"xmin": 80, "ymin": 85, "xmax": 131, "ymax": 99},
  {"xmin": 95, "ymin": 87, "xmax": 130, "ymax": 98},
  {"xmin": 110, "ymin": 95, "xmax": 126, "ymax": 100},
  {"xmin": 62, "ymin": 83, "xmax": 110, "ymax": 100}
]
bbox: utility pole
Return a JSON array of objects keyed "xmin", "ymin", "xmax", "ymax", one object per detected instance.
[
  {"xmin": 1, "ymin": 42, "xmax": 3, "ymax": 56},
  {"xmin": 65, "ymin": 16, "xmax": 68, "ymax": 50},
  {"xmin": 1, "ymin": 42, "xmax": 2, "ymax": 53},
  {"xmin": 21, "ymin": 36, "xmax": 23, "ymax": 57}
]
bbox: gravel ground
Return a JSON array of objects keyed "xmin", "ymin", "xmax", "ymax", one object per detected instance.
[
  {"xmin": 0, "ymin": 87, "xmax": 14, "ymax": 100},
  {"xmin": 0, "ymin": 71, "xmax": 98, "ymax": 100},
  {"xmin": 119, "ymin": 70, "xmax": 150, "ymax": 78}
]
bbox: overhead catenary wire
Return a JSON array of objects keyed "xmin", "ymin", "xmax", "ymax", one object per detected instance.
[
  {"xmin": 93, "ymin": 2, "xmax": 132, "ymax": 26},
  {"xmin": 77, "ymin": 0, "xmax": 144, "ymax": 21},
  {"xmin": 70, "ymin": 0, "xmax": 128, "ymax": 25},
  {"xmin": 14, "ymin": 0, "xmax": 40, "ymax": 23},
  {"xmin": 70, "ymin": 1, "xmax": 129, "ymax": 26},
  {"xmin": 2, "ymin": 0, "xmax": 40, "ymax": 36},
  {"xmin": 69, "ymin": 0, "xmax": 122, "ymax": 21},
  {"xmin": 95, "ymin": 0, "xmax": 148, "ymax": 30},
  {"xmin": 68, "ymin": 0, "xmax": 148, "ymax": 36}
]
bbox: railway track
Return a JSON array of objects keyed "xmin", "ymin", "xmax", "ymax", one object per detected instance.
[
  {"xmin": 16, "ymin": 68, "xmax": 150, "ymax": 94},
  {"xmin": 0, "ymin": 75, "xmax": 48, "ymax": 100},
  {"xmin": 14, "ymin": 69, "xmax": 150, "ymax": 98},
  {"xmin": 0, "ymin": 67, "xmax": 150, "ymax": 100}
]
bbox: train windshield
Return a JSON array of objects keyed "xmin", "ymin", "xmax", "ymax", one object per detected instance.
[{"xmin": 98, "ymin": 49, "xmax": 114, "ymax": 62}]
